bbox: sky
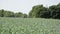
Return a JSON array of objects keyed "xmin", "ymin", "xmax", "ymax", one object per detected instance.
[{"xmin": 0, "ymin": 0, "xmax": 60, "ymax": 14}]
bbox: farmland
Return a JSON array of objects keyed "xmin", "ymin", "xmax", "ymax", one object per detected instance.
[{"xmin": 0, "ymin": 17, "xmax": 60, "ymax": 34}]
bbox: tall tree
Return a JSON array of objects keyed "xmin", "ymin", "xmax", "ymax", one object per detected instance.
[
  {"xmin": 15, "ymin": 12, "xmax": 23, "ymax": 17},
  {"xmin": 29, "ymin": 5, "xmax": 51, "ymax": 18},
  {"xmin": 23, "ymin": 14, "xmax": 28, "ymax": 18},
  {"xmin": 49, "ymin": 3, "xmax": 60, "ymax": 19},
  {"xmin": 1, "ymin": 9, "xmax": 4, "ymax": 17}
]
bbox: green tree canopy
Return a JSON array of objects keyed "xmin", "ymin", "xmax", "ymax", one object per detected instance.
[{"xmin": 29, "ymin": 5, "xmax": 50, "ymax": 18}]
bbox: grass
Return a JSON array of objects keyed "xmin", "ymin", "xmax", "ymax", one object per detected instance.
[{"xmin": 0, "ymin": 17, "xmax": 60, "ymax": 34}]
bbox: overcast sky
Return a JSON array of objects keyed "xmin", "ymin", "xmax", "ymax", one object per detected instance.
[{"xmin": 0, "ymin": 0, "xmax": 60, "ymax": 14}]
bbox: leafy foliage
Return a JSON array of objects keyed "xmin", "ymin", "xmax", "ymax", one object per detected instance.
[
  {"xmin": 0, "ymin": 3, "xmax": 60, "ymax": 19},
  {"xmin": 0, "ymin": 17, "xmax": 60, "ymax": 34},
  {"xmin": 29, "ymin": 3, "xmax": 60, "ymax": 19},
  {"xmin": 0, "ymin": 9, "xmax": 27, "ymax": 18}
]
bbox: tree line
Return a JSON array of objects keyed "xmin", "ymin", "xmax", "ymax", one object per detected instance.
[
  {"xmin": 0, "ymin": 9, "xmax": 28, "ymax": 18},
  {"xmin": 0, "ymin": 3, "xmax": 60, "ymax": 19},
  {"xmin": 29, "ymin": 3, "xmax": 60, "ymax": 19}
]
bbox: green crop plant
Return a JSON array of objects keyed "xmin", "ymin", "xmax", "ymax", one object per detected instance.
[{"xmin": 0, "ymin": 17, "xmax": 60, "ymax": 34}]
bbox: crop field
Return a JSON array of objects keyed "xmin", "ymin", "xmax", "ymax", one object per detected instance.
[{"xmin": 0, "ymin": 17, "xmax": 60, "ymax": 34}]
